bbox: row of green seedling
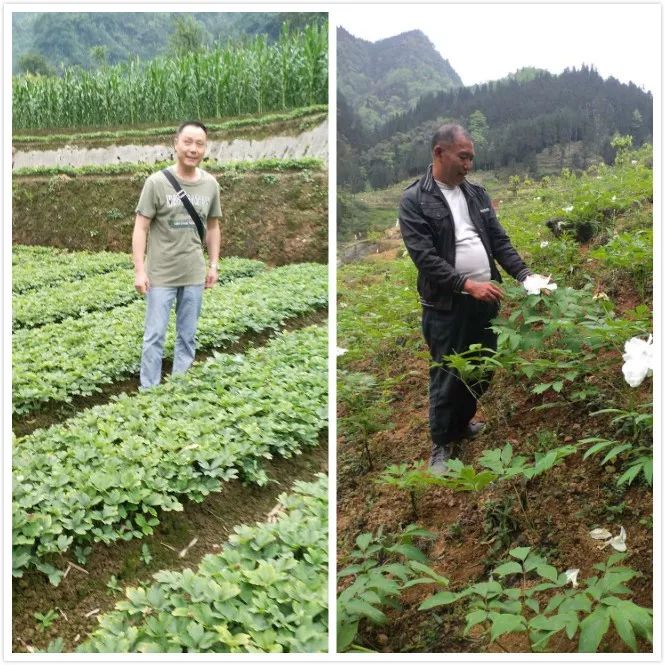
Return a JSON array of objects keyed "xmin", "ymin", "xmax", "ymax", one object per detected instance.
[
  {"xmin": 71, "ymin": 475, "xmax": 328, "ymax": 654},
  {"xmin": 13, "ymin": 324, "xmax": 328, "ymax": 581},
  {"xmin": 13, "ymin": 258, "xmax": 264, "ymax": 329},
  {"xmin": 13, "ymin": 262, "xmax": 327, "ymax": 415},
  {"xmin": 13, "ymin": 247, "xmax": 132, "ymax": 293},
  {"xmin": 13, "ymin": 156, "xmax": 326, "ymax": 178}
]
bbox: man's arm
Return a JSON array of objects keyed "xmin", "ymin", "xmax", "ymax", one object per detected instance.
[
  {"xmin": 204, "ymin": 217, "xmax": 221, "ymax": 288},
  {"xmin": 132, "ymin": 213, "xmax": 151, "ymax": 294},
  {"xmin": 481, "ymin": 195, "xmax": 530, "ymax": 283}
]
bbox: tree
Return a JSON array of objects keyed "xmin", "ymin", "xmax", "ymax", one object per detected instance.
[
  {"xmin": 17, "ymin": 52, "xmax": 54, "ymax": 76},
  {"xmin": 169, "ymin": 15, "xmax": 207, "ymax": 57},
  {"xmin": 468, "ymin": 109, "xmax": 489, "ymax": 151},
  {"xmin": 90, "ymin": 45, "xmax": 108, "ymax": 67}
]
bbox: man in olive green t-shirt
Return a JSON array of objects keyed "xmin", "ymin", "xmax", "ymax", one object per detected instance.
[{"xmin": 132, "ymin": 120, "xmax": 222, "ymax": 388}]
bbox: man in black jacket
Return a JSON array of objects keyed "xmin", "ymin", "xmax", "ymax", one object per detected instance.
[{"xmin": 399, "ymin": 124, "xmax": 540, "ymax": 473}]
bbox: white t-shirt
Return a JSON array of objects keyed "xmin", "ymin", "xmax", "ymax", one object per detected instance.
[{"xmin": 435, "ymin": 179, "xmax": 491, "ymax": 283}]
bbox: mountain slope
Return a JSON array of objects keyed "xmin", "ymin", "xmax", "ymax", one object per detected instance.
[
  {"xmin": 12, "ymin": 12, "xmax": 327, "ymax": 72},
  {"xmin": 337, "ymin": 26, "xmax": 463, "ymax": 129},
  {"xmin": 340, "ymin": 66, "xmax": 652, "ymax": 190}
]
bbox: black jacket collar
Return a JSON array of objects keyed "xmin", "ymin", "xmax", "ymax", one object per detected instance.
[{"xmin": 420, "ymin": 164, "xmax": 477, "ymax": 200}]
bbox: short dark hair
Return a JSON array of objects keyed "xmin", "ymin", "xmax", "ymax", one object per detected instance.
[
  {"xmin": 176, "ymin": 120, "xmax": 208, "ymax": 137},
  {"xmin": 431, "ymin": 123, "xmax": 471, "ymax": 152}
]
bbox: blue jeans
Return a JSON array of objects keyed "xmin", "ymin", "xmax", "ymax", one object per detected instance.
[{"xmin": 140, "ymin": 285, "xmax": 204, "ymax": 389}]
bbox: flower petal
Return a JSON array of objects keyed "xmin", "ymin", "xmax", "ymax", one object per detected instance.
[
  {"xmin": 564, "ymin": 568, "xmax": 580, "ymax": 588},
  {"xmin": 589, "ymin": 528, "xmax": 612, "ymax": 540}
]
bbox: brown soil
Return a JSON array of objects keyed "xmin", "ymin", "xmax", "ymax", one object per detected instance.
[
  {"xmin": 13, "ymin": 438, "xmax": 328, "ymax": 653},
  {"xmin": 13, "ymin": 308, "xmax": 327, "ymax": 437},
  {"xmin": 337, "ymin": 306, "xmax": 652, "ymax": 654},
  {"xmin": 12, "ymin": 169, "xmax": 327, "ymax": 265}
]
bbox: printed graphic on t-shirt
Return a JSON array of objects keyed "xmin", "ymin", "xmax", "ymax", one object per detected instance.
[
  {"xmin": 166, "ymin": 193, "xmax": 211, "ymax": 209},
  {"xmin": 165, "ymin": 194, "xmax": 211, "ymax": 230}
]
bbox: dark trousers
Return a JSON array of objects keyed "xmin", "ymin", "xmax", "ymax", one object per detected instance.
[{"xmin": 421, "ymin": 296, "xmax": 499, "ymax": 450}]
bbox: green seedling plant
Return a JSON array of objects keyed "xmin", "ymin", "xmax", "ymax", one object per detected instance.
[
  {"xmin": 140, "ymin": 544, "xmax": 152, "ymax": 566},
  {"xmin": 74, "ymin": 476, "xmax": 328, "ymax": 653},
  {"xmin": 33, "ymin": 609, "xmax": 59, "ymax": 632},
  {"xmin": 419, "ymin": 547, "xmax": 652, "ymax": 653},
  {"xmin": 13, "ymin": 326, "xmax": 327, "ymax": 582},
  {"xmin": 337, "ymin": 524, "xmax": 440, "ymax": 652},
  {"xmin": 377, "ymin": 462, "xmax": 496, "ymax": 517},
  {"xmin": 580, "ymin": 403, "xmax": 652, "ymax": 486},
  {"xmin": 13, "ymin": 262, "xmax": 327, "ymax": 414},
  {"xmin": 377, "ymin": 443, "xmax": 573, "ymax": 522},
  {"xmin": 106, "ymin": 575, "xmax": 122, "ymax": 596},
  {"xmin": 338, "ymin": 371, "xmax": 394, "ymax": 471}
]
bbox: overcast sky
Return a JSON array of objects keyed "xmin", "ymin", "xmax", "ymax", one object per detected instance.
[{"xmin": 335, "ymin": 3, "xmax": 660, "ymax": 94}]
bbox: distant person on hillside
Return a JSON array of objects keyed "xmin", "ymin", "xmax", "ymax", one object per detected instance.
[
  {"xmin": 398, "ymin": 123, "xmax": 550, "ymax": 474},
  {"xmin": 132, "ymin": 120, "xmax": 222, "ymax": 389}
]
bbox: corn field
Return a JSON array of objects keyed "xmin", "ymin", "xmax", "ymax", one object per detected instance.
[{"xmin": 13, "ymin": 24, "xmax": 328, "ymax": 130}]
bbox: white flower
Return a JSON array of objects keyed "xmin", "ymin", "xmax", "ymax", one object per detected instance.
[
  {"xmin": 590, "ymin": 526, "xmax": 628, "ymax": 552},
  {"xmin": 564, "ymin": 568, "xmax": 580, "ymax": 588},
  {"xmin": 631, "ymin": 160, "xmax": 638, "ymax": 165},
  {"xmin": 540, "ymin": 241, "xmax": 549, "ymax": 248},
  {"xmin": 611, "ymin": 195, "xmax": 617, "ymax": 202},
  {"xmin": 621, "ymin": 335, "xmax": 653, "ymax": 387},
  {"xmin": 562, "ymin": 205, "xmax": 574, "ymax": 212},
  {"xmin": 523, "ymin": 274, "xmax": 558, "ymax": 295},
  {"xmin": 589, "ymin": 527, "xmax": 612, "ymax": 540},
  {"xmin": 336, "ymin": 347, "xmax": 348, "ymax": 357},
  {"xmin": 608, "ymin": 526, "xmax": 627, "ymax": 552}
]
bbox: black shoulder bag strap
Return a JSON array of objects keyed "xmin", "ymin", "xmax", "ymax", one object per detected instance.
[{"xmin": 161, "ymin": 168, "xmax": 205, "ymax": 244}]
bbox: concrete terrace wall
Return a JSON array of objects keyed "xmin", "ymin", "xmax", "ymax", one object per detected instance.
[{"xmin": 14, "ymin": 121, "xmax": 328, "ymax": 170}]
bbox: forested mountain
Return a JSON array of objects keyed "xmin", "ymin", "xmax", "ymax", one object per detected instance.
[
  {"xmin": 337, "ymin": 27, "xmax": 463, "ymax": 130},
  {"xmin": 12, "ymin": 12, "xmax": 327, "ymax": 73},
  {"xmin": 339, "ymin": 66, "xmax": 652, "ymax": 191}
]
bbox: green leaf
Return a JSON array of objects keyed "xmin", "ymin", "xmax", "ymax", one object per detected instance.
[
  {"xmin": 609, "ymin": 607, "xmax": 637, "ymax": 652},
  {"xmin": 345, "ymin": 599, "xmax": 387, "ymax": 625},
  {"xmin": 525, "ymin": 598, "xmax": 540, "ymax": 614},
  {"xmin": 387, "ymin": 543, "xmax": 427, "ymax": 563},
  {"xmin": 337, "ymin": 620, "xmax": 359, "ymax": 652},
  {"xmin": 493, "ymin": 561, "xmax": 522, "ymax": 577},
  {"xmin": 464, "ymin": 609, "xmax": 488, "ymax": 635},
  {"xmin": 489, "ymin": 612, "xmax": 526, "ymax": 641},
  {"xmin": 536, "ymin": 564, "xmax": 559, "ymax": 583},
  {"xmin": 578, "ymin": 608, "xmax": 610, "ymax": 652},
  {"xmin": 355, "ymin": 533, "xmax": 372, "ymax": 552},
  {"xmin": 509, "ymin": 546, "xmax": 531, "ymax": 562},
  {"xmin": 419, "ymin": 591, "xmax": 459, "ymax": 610}
]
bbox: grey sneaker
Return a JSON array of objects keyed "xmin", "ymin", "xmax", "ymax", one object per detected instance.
[
  {"xmin": 465, "ymin": 420, "xmax": 486, "ymax": 439},
  {"xmin": 429, "ymin": 443, "xmax": 454, "ymax": 476}
]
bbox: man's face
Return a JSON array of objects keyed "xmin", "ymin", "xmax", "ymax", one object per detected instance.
[
  {"xmin": 434, "ymin": 134, "xmax": 475, "ymax": 186},
  {"xmin": 174, "ymin": 125, "xmax": 207, "ymax": 169}
]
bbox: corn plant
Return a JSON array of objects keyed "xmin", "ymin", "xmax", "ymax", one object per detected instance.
[{"xmin": 13, "ymin": 24, "xmax": 328, "ymax": 129}]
